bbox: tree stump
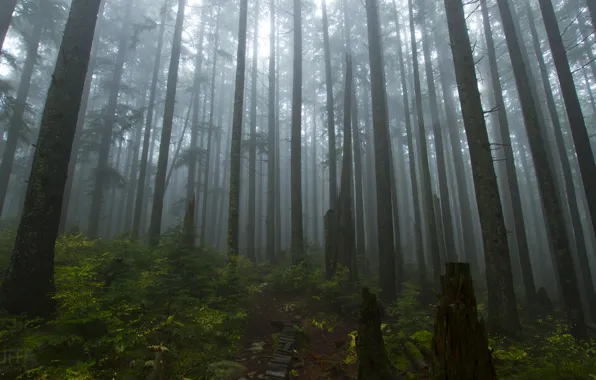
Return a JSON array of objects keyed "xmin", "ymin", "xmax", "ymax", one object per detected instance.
[
  {"xmin": 431, "ymin": 263, "xmax": 496, "ymax": 380},
  {"xmin": 356, "ymin": 288, "xmax": 395, "ymax": 380}
]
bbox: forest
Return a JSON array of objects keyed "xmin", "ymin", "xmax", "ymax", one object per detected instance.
[{"xmin": 1, "ymin": 0, "xmax": 596, "ymax": 378}]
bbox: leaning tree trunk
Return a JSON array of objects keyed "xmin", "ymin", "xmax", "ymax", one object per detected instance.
[
  {"xmin": 0, "ymin": 0, "xmax": 103, "ymax": 317},
  {"xmin": 147, "ymin": 0, "xmax": 186, "ymax": 245},
  {"xmin": 496, "ymin": 0, "xmax": 587, "ymax": 340},
  {"xmin": 59, "ymin": 0, "xmax": 106, "ymax": 234},
  {"xmin": 444, "ymin": 0, "xmax": 521, "ymax": 338},
  {"xmin": 480, "ymin": 0, "xmax": 537, "ymax": 311}
]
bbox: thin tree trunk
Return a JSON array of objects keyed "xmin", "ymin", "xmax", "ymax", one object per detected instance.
[
  {"xmin": 408, "ymin": 0, "xmax": 441, "ymax": 286},
  {"xmin": 88, "ymin": 0, "xmax": 133, "ymax": 237},
  {"xmin": 290, "ymin": 0, "xmax": 305, "ymax": 264},
  {"xmin": 247, "ymin": 0, "xmax": 259, "ymax": 261},
  {"xmin": 131, "ymin": 1, "xmax": 167, "ymax": 240},
  {"xmin": 322, "ymin": 0, "xmax": 338, "ymax": 207},
  {"xmin": 0, "ymin": 12, "xmax": 44, "ymax": 217},
  {"xmin": 147, "ymin": 0, "xmax": 186, "ymax": 245},
  {"xmin": 200, "ymin": 5, "xmax": 221, "ymax": 246}
]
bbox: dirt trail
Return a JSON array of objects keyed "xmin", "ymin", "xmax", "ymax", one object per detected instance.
[{"xmin": 235, "ymin": 288, "xmax": 430, "ymax": 380}]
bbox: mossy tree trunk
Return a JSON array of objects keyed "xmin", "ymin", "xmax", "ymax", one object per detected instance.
[
  {"xmin": 443, "ymin": 0, "xmax": 521, "ymax": 337},
  {"xmin": 0, "ymin": 0, "xmax": 103, "ymax": 317}
]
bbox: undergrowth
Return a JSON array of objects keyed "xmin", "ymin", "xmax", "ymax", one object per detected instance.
[
  {"xmin": 0, "ymin": 228, "xmax": 595, "ymax": 380},
  {"xmin": 0, "ymin": 226, "xmax": 255, "ymax": 379}
]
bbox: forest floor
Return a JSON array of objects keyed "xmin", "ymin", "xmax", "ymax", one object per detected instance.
[{"xmin": 235, "ymin": 285, "xmax": 431, "ymax": 380}]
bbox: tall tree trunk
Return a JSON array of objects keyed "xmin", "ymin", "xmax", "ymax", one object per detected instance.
[
  {"xmin": 131, "ymin": 1, "xmax": 167, "ymax": 240},
  {"xmin": 290, "ymin": 0, "xmax": 305, "ymax": 264},
  {"xmin": 322, "ymin": 0, "xmax": 337, "ymax": 208},
  {"xmin": 147, "ymin": 0, "xmax": 186, "ymax": 245},
  {"xmin": 532, "ymin": 0, "xmax": 596, "ymax": 321},
  {"xmin": 312, "ymin": 97, "xmax": 320, "ymax": 248},
  {"xmin": 421, "ymin": 5, "xmax": 457, "ymax": 263},
  {"xmin": 227, "ymin": 0, "xmax": 249, "ymax": 260},
  {"xmin": 435, "ymin": 25, "xmax": 480, "ymax": 273},
  {"xmin": 200, "ymin": 5, "xmax": 221, "ymax": 246},
  {"xmin": 480, "ymin": 0, "xmax": 537, "ymax": 310},
  {"xmin": 444, "ymin": 0, "xmax": 521, "ymax": 338},
  {"xmin": 266, "ymin": 0, "xmax": 276, "ymax": 262},
  {"xmin": 247, "ymin": 0, "xmax": 259, "ymax": 261},
  {"xmin": 332, "ymin": 54, "xmax": 356, "ymax": 279},
  {"xmin": 538, "ymin": 0, "xmax": 596, "ymax": 245},
  {"xmin": 0, "ymin": 11, "xmax": 44, "ymax": 217},
  {"xmin": 274, "ymin": 25, "xmax": 282, "ymax": 256},
  {"xmin": 365, "ymin": 0, "xmax": 397, "ymax": 301},
  {"xmin": 59, "ymin": 0, "xmax": 106, "ymax": 234},
  {"xmin": 496, "ymin": 0, "xmax": 586, "ymax": 339},
  {"xmin": 187, "ymin": 6, "xmax": 206, "ymax": 207},
  {"xmin": 408, "ymin": 0, "xmax": 441, "ymax": 286},
  {"xmin": 88, "ymin": 0, "xmax": 133, "ymax": 237},
  {"xmin": 391, "ymin": 0, "xmax": 426, "ymax": 287},
  {"xmin": 0, "ymin": 0, "xmax": 102, "ymax": 317}
]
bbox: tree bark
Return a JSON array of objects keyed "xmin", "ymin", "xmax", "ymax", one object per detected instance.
[
  {"xmin": 444, "ymin": 0, "xmax": 521, "ymax": 338},
  {"xmin": 290, "ymin": 0, "xmax": 305, "ymax": 264},
  {"xmin": 227, "ymin": 0, "xmax": 248, "ymax": 261},
  {"xmin": 495, "ymin": 0, "xmax": 586, "ymax": 339},
  {"xmin": 480, "ymin": 0, "xmax": 537, "ymax": 311},
  {"xmin": 365, "ymin": 0, "xmax": 397, "ymax": 301},
  {"xmin": 147, "ymin": 0, "xmax": 186, "ymax": 245},
  {"xmin": 431, "ymin": 263, "xmax": 497, "ymax": 380},
  {"xmin": 0, "ymin": 0, "xmax": 103, "ymax": 317},
  {"xmin": 131, "ymin": 1, "xmax": 167, "ymax": 240}
]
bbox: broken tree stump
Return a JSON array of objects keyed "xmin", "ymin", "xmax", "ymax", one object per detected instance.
[
  {"xmin": 431, "ymin": 262, "xmax": 496, "ymax": 380},
  {"xmin": 356, "ymin": 288, "xmax": 395, "ymax": 380}
]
